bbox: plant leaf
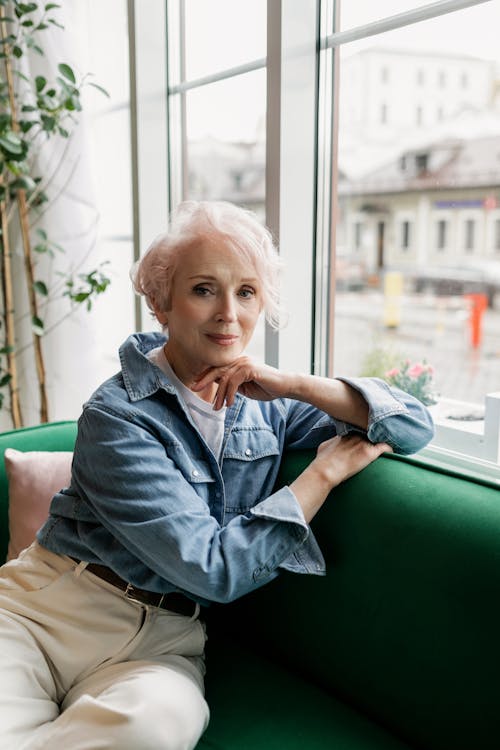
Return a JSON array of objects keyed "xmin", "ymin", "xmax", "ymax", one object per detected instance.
[
  {"xmin": 19, "ymin": 3, "xmax": 38, "ymax": 13},
  {"xmin": 58, "ymin": 63, "xmax": 76, "ymax": 84},
  {"xmin": 40, "ymin": 114, "xmax": 56, "ymax": 132},
  {"xmin": 11, "ymin": 175, "xmax": 36, "ymax": 191},
  {"xmin": 31, "ymin": 315, "xmax": 44, "ymax": 336},
  {"xmin": 88, "ymin": 82, "xmax": 110, "ymax": 98},
  {"xmin": 0, "ymin": 133, "xmax": 23, "ymax": 156},
  {"xmin": 34, "ymin": 280, "xmax": 48, "ymax": 296},
  {"xmin": 35, "ymin": 75, "xmax": 47, "ymax": 92}
]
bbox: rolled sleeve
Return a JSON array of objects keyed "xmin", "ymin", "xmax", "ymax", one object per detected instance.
[
  {"xmin": 250, "ymin": 486, "xmax": 326, "ymax": 577},
  {"xmin": 337, "ymin": 376, "xmax": 435, "ymax": 454},
  {"xmin": 250, "ymin": 485, "xmax": 308, "ymax": 529}
]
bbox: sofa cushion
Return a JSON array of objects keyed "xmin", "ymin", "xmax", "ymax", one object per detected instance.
[
  {"xmin": 0, "ymin": 421, "xmax": 77, "ymax": 563},
  {"xmin": 197, "ymin": 640, "xmax": 412, "ymax": 750},
  {"xmin": 4, "ymin": 449, "xmax": 73, "ymax": 560}
]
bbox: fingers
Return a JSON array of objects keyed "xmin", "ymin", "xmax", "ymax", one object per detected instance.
[
  {"xmin": 213, "ymin": 373, "xmax": 239, "ymax": 410},
  {"xmin": 192, "ymin": 359, "xmax": 254, "ymax": 410},
  {"xmin": 191, "ymin": 366, "xmax": 223, "ymax": 393},
  {"xmin": 315, "ymin": 434, "xmax": 392, "ymax": 487}
]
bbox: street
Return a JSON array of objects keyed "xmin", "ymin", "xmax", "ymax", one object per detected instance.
[{"xmin": 333, "ymin": 290, "xmax": 500, "ymax": 405}]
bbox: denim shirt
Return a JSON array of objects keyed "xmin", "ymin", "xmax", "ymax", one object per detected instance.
[{"xmin": 38, "ymin": 332, "xmax": 434, "ymax": 605}]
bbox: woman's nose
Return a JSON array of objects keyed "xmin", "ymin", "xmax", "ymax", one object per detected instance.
[{"xmin": 215, "ymin": 294, "xmax": 237, "ymax": 322}]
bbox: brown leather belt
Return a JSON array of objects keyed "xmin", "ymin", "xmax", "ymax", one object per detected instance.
[{"xmin": 71, "ymin": 558, "xmax": 197, "ymax": 617}]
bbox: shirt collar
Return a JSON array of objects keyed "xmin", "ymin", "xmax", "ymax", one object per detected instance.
[
  {"xmin": 119, "ymin": 332, "xmax": 245, "ymax": 420},
  {"xmin": 119, "ymin": 331, "xmax": 176, "ymax": 402}
]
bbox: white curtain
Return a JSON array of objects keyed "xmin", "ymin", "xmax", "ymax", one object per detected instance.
[{"xmin": 2, "ymin": 0, "xmax": 134, "ymax": 430}]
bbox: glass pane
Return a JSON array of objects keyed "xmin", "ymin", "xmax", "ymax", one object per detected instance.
[
  {"xmin": 177, "ymin": 68, "xmax": 266, "ymax": 360},
  {"xmin": 183, "ymin": 0, "xmax": 266, "ymax": 81},
  {"xmin": 334, "ymin": 1, "xmax": 500, "ymax": 424},
  {"xmin": 184, "ymin": 69, "xmax": 266, "ymax": 217},
  {"xmin": 340, "ymin": 0, "xmax": 442, "ymax": 30}
]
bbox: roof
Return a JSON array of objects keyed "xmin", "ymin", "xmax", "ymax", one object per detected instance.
[{"xmin": 339, "ymin": 133, "xmax": 500, "ymax": 196}]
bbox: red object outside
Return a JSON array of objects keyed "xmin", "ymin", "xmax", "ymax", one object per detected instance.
[{"xmin": 465, "ymin": 293, "xmax": 488, "ymax": 349}]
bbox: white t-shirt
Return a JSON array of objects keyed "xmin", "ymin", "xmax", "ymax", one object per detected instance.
[{"xmin": 147, "ymin": 346, "xmax": 226, "ymax": 461}]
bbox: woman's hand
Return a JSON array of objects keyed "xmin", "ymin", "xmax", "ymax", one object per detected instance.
[
  {"xmin": 314, "ymin": 434, "xmax": 391, "ymax": 488},
  {"xmin": 290, "ymin": 434, "xmax": 392, "ymax": 523},
  {"xmin": 192, "ymin": 357, "xmax": 293, "ymax": 410}
]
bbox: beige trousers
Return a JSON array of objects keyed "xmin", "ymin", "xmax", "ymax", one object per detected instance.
[{"xmin": 0, "ymin": 542, "xmax": 209, "ymax": 750}]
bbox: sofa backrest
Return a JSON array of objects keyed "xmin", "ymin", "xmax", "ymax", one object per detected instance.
[
  {"xmin": 210, "ymin": 451, "xmax": 500, "ymax": 750},
  {"xmin": 0, "ymin": 421, "xmax": 77, "ymax": 562}
]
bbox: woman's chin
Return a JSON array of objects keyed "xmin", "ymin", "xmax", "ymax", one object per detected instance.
[{"xmin": 203, "ymin": 349, "xmax": 243, "ymax": 369}]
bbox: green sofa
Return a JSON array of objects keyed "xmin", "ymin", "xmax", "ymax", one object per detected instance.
[{"xmin": 1, "ymin": 421, "xmax": 500, "ymax": 749}]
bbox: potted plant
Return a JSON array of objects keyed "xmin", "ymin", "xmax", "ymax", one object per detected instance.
[{"xmin": 0, "ymin": 0, "xmax": 110, "ymax": 427}]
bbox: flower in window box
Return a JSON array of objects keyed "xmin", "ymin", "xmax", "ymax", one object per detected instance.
[{"xmin": 384, "ymin": 360, "xmax": 436, "ymax": 406}]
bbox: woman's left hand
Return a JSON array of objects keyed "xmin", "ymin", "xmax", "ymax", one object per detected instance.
[{"xmin": 192, "ymin": 357, "xmax": 291, "ymax": 410}]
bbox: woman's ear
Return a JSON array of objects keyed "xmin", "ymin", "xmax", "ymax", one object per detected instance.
[
  {"xmin": 155, "ymin": 309, "xmax": 168, "ymax": 326},
  {"xmin": 150, "ymin": 299, "xmax": 168, "ymax": 326}
]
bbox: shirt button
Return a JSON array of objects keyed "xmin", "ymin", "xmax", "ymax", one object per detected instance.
[
  {"xmin": 245, "ymin": 448, "xmax": 252, "ymax": 456},
  {"xmin": 215, "ymin": 491, "xmax": 221, "ymax": 499},
  {"xmin": 192, "ymin": 469, "xmax": 200, "ymax": 477}
]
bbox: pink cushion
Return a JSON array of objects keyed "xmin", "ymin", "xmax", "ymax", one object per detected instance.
[{"xmin": 4, "ymin": 449, "xmax": 73, "ymax": 560}]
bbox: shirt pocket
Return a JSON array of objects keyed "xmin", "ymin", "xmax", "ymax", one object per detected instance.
[
  {"xmin": 183, "ymin": 459, "xmax": 215, "ymax": 485},
  {"xmin": 171, "ymin": 448, "xmax": 216, "ymax": 503},
  {"xmin": 223, "ymin": 429, "xmax": 281, "ymax": 514}
]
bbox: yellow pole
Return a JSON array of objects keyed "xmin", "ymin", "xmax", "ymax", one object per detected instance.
[{"xmin": 383, "ymin": 271, "xmax": 403, "ymax": 328}]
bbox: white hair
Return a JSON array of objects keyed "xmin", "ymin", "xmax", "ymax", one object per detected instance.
[{"xmin": 130, "ymin": 200, "xmax": 285, "ymax": 329}]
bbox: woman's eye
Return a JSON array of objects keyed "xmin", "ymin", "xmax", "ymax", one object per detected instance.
[
  {"xmin": 238, "ymin": 288, "xmax": 255, "ymax": 299},
  {"xmin": 193, "ymin": 286, "xmax": 212, "ymax": 296}
]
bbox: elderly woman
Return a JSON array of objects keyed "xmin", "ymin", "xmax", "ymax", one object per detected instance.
[{"xmin": 0, "ymin": 201, "xmax": 433, "ymax": 750}]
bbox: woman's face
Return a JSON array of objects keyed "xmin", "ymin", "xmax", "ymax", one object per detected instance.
[{"xmin": 159, "ymin": 236, "xmax": 263, "ymax": 386}]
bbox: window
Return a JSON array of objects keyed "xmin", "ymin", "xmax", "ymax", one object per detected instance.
[
  {"xmin": 437, "ymin": 219, "xmax": 447, "ymax": 251},
  {"xmin": 137, "ymin": 0, "xmax": 500, "ymax": 471},
  {"xmin": 354, "ymin": 221, "xmax": 363, "ymax": 250},
  {"xmin": 464, "ymin": 219, "xmax": 475, "ymax": 252},
  {"xmin": 331, "ymin": 0, "xmax": 500, "ymax": 470},
  {"xmin": 166, "ymin": 0, "xmax": 267, "ymax": 361},
  {"xmin": 401, "ymin": 220, "xmax": 411, "ymax": 250}
]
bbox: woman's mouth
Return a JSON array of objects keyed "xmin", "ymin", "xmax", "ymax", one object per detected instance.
[{"xmin": 206, "ymin": 333, "xmax": 239, "ymax": 346}]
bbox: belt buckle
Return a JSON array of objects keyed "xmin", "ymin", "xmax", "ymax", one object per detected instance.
[
  {"xmin": 125, "ymin": 582, "xmax": 166, "ymax": 610},
  {"xmin": 124, "ymin": 582, "xmax": 145, "ymax": 606}
]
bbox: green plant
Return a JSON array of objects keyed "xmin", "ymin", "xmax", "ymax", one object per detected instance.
[
  {"xmin": 359, "ymin": 346, "xmax": 402, "ymax": 378},
  {"xmin": 360, "ymin": 347, "xmax": 436, "ymax": 406},
  {"xmin": 384, "ymin": 360, "xmax": 436, "ymax": 406},
  {"xmin": 0, "ymin": 1, "xmax": 110, "ymax": 426}
]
